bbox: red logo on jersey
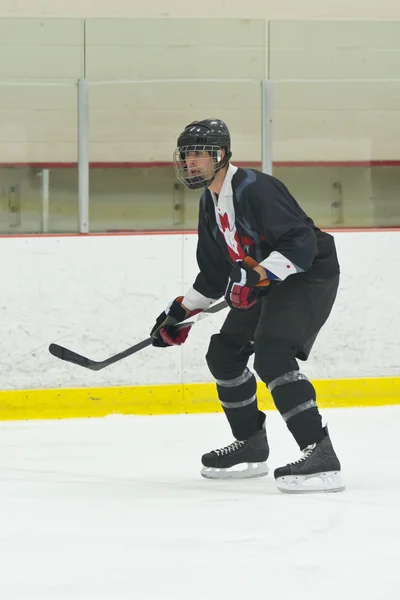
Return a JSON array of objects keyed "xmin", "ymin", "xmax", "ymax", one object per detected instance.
[{"xmin": 218, "ymin": 212, "xmax": 245, "ymax": 262}]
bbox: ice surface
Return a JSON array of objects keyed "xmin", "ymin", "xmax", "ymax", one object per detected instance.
[{"xmin": 0, "ymin": 406, "xmax": 399, "ymax": 600}]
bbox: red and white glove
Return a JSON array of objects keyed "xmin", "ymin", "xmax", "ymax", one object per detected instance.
[
  {"xmin": 150, "ymin": 297, "xmax": 201, "ymax": 347},
  {"xmin": 225, "ymin": 260, "xmax": 268, "ymax": 309}
]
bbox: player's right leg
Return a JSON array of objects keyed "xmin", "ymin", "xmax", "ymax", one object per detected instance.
[{"xmin": 200, "ymin": 304, "xmax": 269, "ymax": 479}]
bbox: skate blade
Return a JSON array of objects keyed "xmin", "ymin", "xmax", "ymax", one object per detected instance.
[
  {"xmin": 201, "ymin": 462, "xmax": 269, "ymax": 480},
  {"xmin": 276, "ymin": 471, "xmax": 345, "ymax": 494}
]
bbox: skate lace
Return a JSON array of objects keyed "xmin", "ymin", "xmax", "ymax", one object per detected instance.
[
  {"xmin": 289, "ymin": 444, "xmax": 316, "ymax": 466},
  {"xmin": 214, "ymin": 440, "xmax": 246, "ymax": 456}
]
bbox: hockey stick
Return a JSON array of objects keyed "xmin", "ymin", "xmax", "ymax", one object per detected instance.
[{"xmin": 48, "ymin": 299, "xmax": 228, "ymax": 371}]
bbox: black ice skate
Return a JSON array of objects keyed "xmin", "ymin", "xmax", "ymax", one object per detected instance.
[
  {"xmin": 274, "ymin": 426, "xmax": 345, "ymax": 494},
  {"xmin": 201, "ymin": 426, "xmax": 269, "ymax": 480}
]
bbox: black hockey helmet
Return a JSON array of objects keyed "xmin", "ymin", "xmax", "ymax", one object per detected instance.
[{"xmin": 173, "ymin": 118, "xmax": 232, "ymax": 190}]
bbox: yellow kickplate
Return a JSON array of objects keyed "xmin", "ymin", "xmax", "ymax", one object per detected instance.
[{"xmin": 0, "ymin": 377, "xmax": 399, "ymax": 421}]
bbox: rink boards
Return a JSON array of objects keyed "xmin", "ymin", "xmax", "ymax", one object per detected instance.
[{"xmin": 1, "ymin": 231, "xmax": 399, "ymax": 420}]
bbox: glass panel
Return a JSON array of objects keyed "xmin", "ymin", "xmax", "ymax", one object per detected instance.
[
  {"xmin": 0, "ymin": 17, "xmax": 82, "ymax": 233},
  {"xmin": 269, "ymin": 79, "xmax": 400, "ymax": 228},
  {"xmin": 268, "ymin": 20, "xmax": 400, "ymax": 228},
  {"xmin": 87, "ymin": 80, "xmax": 262, "ymax": 231},
  {"xmin": 0, "ymin": 83, "xmax": 79, "ymax": 233},
  {"xmin": 268, "ymin": 20, "xmax": 400, "ymax": 80},
  {"xmin": 85, "ymin": 17, "xmax": 265, "ymax": 231}
]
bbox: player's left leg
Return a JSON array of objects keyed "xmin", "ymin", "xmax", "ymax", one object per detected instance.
[{"xmin": 253, "ymin": 274, "xmax": 344, "ymax": 494}]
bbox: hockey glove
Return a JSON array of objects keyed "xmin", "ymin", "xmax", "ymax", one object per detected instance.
[
  {"xmin": 225, "ymin": 260, "xmax": 267, "ymax": 310},
  {"xmin": 150, "ymin": 297, "xmax": 201, "ymax": 347}
]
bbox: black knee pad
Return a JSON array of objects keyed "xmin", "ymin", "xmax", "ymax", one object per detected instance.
[
  {"xmin": 206, "ymin": 333, "xmax": 248, "ymax": 380},
  {"xmin": 253, "ymin": 338, "xmax": 298, "ymax": 384}
]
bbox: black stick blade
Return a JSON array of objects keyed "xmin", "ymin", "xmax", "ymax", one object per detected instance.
[
  {"xmin": 49, "ymin": 343, "xmax": 98, "ymax": 369},
  {"xmin": 49, "ymin": 337, "xmax": 154, "ymax": 371}
]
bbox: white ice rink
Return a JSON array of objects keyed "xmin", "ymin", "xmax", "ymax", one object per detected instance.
[{"xmin": 0, "ymin": 406, "xmax": 399, "ymax": 600}]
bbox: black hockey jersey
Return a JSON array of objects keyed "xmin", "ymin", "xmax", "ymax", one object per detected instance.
[{"xmin": 183, "ymin": 165, "xmax": 340, "ymax": 309}]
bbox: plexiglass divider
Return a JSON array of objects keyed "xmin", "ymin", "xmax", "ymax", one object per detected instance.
[
  {"xmin": 86, "ymin": 79, "xmax": 263, "ymax": 232},
  {"xmin": 0, "ymin": 81, "xmax": 79, "ymax": 233},
  {"xmin": 267, "ymin": 78, "xmax": 400, "ymax": 227},
  {"xmin": 1, "ymin": 18, "xmax": 400, "ymax": 233}
]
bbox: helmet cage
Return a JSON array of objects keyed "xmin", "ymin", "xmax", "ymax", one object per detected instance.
[{"xmin": 173, "ymin": 144, "xmax": 230, "ymax": 190}]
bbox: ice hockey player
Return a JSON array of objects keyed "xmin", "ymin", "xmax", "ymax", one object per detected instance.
[{"xmin": 150, "ymin": 118, "xmax": 344, "ymax": 494}]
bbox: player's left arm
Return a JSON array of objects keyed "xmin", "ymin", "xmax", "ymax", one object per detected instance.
[{"xmin": 247, "ymin": 177, "xmax": 318, "ymax": 282}]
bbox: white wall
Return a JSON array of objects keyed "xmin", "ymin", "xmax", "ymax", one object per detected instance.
[
  {"xmin": 0, "ymin": 18, "xmax": 399, "ymax": 163},
  {"xmin": 1, "ymin": 0, "xmax": 400, "ymax": 19},
  {"xmin": 0, "ymin": 231, "xmax": 398, "ymax": 392}
]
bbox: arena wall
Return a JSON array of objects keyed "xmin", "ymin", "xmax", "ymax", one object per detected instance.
[{"xmin": 1, "ymin": 231, "xmax": 399, "ymax": 419}]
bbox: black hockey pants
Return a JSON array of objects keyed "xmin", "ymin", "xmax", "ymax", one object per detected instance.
[{"xmin": 206, "ymin": 273, "xmax": 340, "ymax": 449}]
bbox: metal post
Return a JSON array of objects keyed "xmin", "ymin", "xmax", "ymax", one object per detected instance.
[
  {"xmin": 78, "ymin": 79, "xmax": 89, "ymax": 233},
  {"xmin": 41, "ymin": 169, "xmax": 50, "ymax": 233},
  {"xmin": 173, "ymin": 182, "xmax": 185, "ymax": 226},
  {"xmin": 261, "ymin": 80, "xmax": 273, "ymax": 175}
]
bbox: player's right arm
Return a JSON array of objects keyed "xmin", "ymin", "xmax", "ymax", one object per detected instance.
[
  {"xmin": 150, "ymin": 202, "xmax": 229, "ymax": 347},
  {"xmin": 182, "ymin": 204, "xmax": 230, "ymax": 311}
]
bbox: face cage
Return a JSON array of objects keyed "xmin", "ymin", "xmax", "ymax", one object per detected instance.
[{"xmin": 173, "ymin": 144, "xmax": 227, "ymax": 190}]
